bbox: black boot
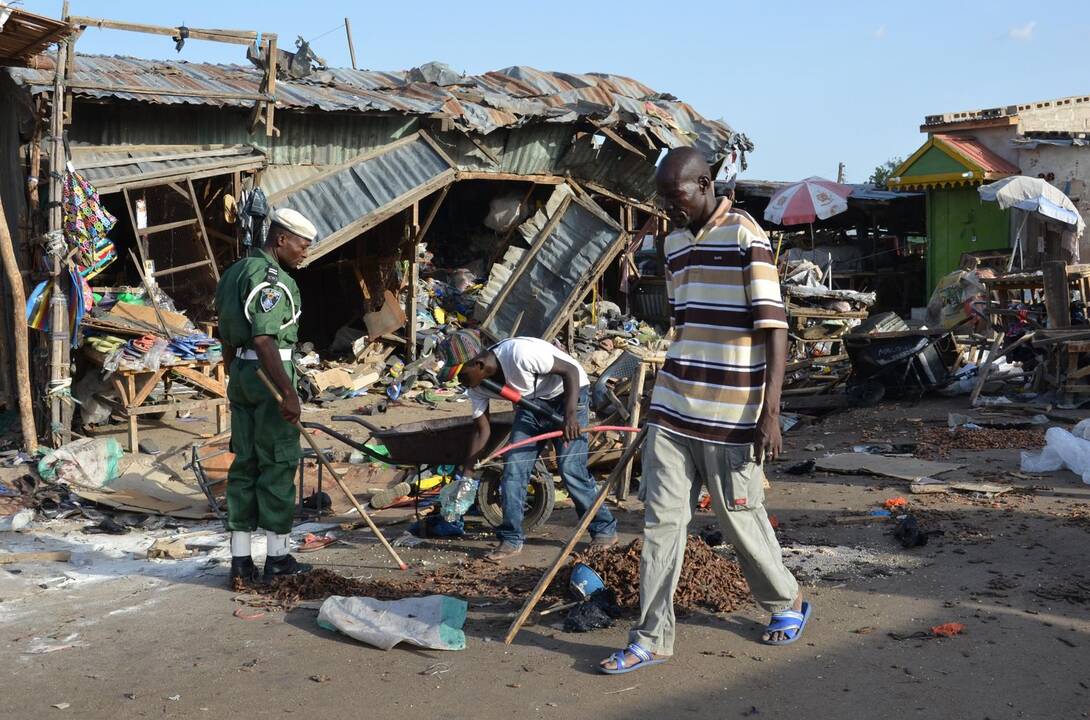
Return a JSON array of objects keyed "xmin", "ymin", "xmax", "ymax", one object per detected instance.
[
  {"xmin": 229, "ymin": 556, "xmax": 259, "ymax": 585},
  {"xmin": 263, "ymin": 554, "xmax": 311, "ymax": 581}
]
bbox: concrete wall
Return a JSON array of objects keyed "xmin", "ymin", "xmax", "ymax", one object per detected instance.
[
  {"xmin": 1018, "ymin": 98, "xmax": 1090, "ymax": 134},
  {"xmin": 1017, "ymin": 144, "xmax": 1090, "ymax": 260}
]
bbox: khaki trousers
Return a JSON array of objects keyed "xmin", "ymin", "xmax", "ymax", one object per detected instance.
[{"xmin": 630, "ymin": 425, "xmax": 799, "ymax": 656}]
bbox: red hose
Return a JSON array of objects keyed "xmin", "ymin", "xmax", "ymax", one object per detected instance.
[{"xmin": 476, "ymin": 425, "xmax": 639, "ymax": 468}]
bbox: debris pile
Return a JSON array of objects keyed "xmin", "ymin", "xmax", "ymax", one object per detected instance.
[
  {"xmin": 569, "ymin": 301, "xmax": 669, "ymax": 375},
  {"xmin": 572, "ymin": 536, "xmax": 750, "ymax": 613},
  {"xmin": 916, "ymin": 427, "xmax": 1046, "ymax": 458},
  {"xmin": 239, "ymin": 561, "xmax": 560, "ymax": 610}
]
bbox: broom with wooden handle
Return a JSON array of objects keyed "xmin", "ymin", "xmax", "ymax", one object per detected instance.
[{"xmin": 256, "ymin": 368, "xmax": 408, "ymax": 570}]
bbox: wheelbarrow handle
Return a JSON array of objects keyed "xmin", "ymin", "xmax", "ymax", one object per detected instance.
[
  {"xmin": 331, "ymin": 415, "xmax": 383, "ymax": 434},
  {"xmin": 301, "ymin": 421, "xmax": 390, "ymax": 463}
]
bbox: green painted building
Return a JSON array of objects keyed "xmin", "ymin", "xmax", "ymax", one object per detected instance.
[{"xmin": 888, "ymin": 134, "xmax": 1019, "ymax": 290}]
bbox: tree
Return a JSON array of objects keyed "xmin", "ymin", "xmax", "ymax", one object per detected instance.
[{"xmin": 868, "ymin": 156, "xmax": 904, "ymax": 187}]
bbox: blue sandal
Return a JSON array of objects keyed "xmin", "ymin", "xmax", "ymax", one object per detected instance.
[
  {"xmin": 762, "ymin": 602, "xmax": 812, "ymax": 646},
  {"xmin": 599, "ymin": 643, "xmax": 668, "ymax": 674}
]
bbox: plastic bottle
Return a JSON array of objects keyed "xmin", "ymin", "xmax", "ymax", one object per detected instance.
[{"xmin": 438, "ymin": 477, "xmax": 479, "ymax": 522}]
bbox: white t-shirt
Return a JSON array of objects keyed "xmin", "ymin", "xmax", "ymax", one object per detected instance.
[{"xmin": 468, "ymin": 337, "xmax": 590, "ymax": 419}]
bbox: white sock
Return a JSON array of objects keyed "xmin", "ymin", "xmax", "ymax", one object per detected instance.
[
  {"xmin": 230, "ymin": 531, "xmax": 251, "ymax": 557},
  {"xmin": 266, "ymin": 531, "xmax": 290, "ymax": 557}
]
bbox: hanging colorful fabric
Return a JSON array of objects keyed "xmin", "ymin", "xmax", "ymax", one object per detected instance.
[{"xmin": 63, "ymin": 170, "xmax": 117, "ymax": 276}]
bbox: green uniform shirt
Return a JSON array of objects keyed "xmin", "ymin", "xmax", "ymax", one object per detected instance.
[{"xmin": 215, "ymin": 250, "xmax": 301, "ymax": 350}]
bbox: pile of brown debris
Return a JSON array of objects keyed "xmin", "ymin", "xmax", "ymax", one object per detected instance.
[
  {"xmin": 915, "ymin": 427, "xmax": 1045, "ymax": 458},
  {"xmin": 572, "ymin": 536, "xmax": 750, "ymax": 614},
  {"xmin": 237, "ymin": 536, "xmax": 752, "ymax": 616}
]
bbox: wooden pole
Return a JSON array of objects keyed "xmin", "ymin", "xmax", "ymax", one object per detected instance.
[
  {"xmin": 47, "ymin": 34, "xmax": 70, "ymax": 447},
  {"xmin": 255, "ymin": 369, "xmax": 408, "ymax": 571},
  {"xmin": 344, "ymin": 18, "xmax": 358, "ymax": 70},
  {"xmin": 504, "ymin": 426, "xmax": 647, "ymax": 645},
  {"xmin": 0, "ymin": 196, "xmax": 38, "ymax": 453}
]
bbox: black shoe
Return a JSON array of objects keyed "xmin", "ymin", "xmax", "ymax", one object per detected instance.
[
  {"xmin": 263, "ymin": 554, "xmax": 311, "ymax": 581},
  {"xmin": 230, "ymin": 556, "xmax": 259, "ymax": 585}
]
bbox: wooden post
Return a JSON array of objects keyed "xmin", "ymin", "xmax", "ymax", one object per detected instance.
[
  {"xmin": 404, "ymin": 204, "xmax": 420, "ymax": 360},
  {"xmin": 47, "ymin": 37, "xmax": 71, "ymax": 447},
  {"xmin": 0, "ymin": 196, "xmax": 38, "ymax": 453},
  {"xmin": 344, "ymin": 18, "xmax": 357, "ymax": 69},
  {"xmin": 264, "ymin": 36, "xmax": 277, "ymax": 138},
  {"xmin": 1042, "ymin": 261, "xmax": 1071, "ymax": 329},
  {"xmin": 617, "ymin": 361, "xmax": 647, "ymax": 500}
]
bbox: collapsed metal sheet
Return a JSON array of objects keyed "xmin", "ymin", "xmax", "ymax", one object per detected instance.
[
  {"xmin": 480, "ymin": 184, "xmax": 625, "ymax": 341},
  {"xmin": 69, "ymin": 145, "xmax": 265, "ymax": 193},
  {"xmin": 267, "ymin": 133, "xmax": 455, "ymax": 266}
]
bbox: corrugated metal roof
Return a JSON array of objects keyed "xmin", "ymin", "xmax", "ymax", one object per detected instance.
[
  {"xmin": 0, "ymin": 4, "xmax": 72, "ymax": 65},
  {"xmin": 935, "ymin": 134, "xmax": 1021, "ymax": 175},
  {"xmin": 482, "ymin": 185, "xmax": 624, "ymax": 341},
  {"xmin": 737, "ymin": 179, "xmax": 922, "ymax": 202},
  {"xmin": 5, "ymin": 54, "xmax": 744, "ymax": 163},
  {"xmin": 267, "ymin": 133, "xmax": 456, "ymax": 266},
  {"xmin": 69, "ymin": 144, "xmax": 265, "ymax": 192}
]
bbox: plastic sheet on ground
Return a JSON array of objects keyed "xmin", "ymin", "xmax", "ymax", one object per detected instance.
[
  {"xmin": 1021, "ymin": 421, "xmax": 1090, "ymax": 484},
  {"xmin": 317, "ymin": 595, "xmax": 467, "ymax": 651}
]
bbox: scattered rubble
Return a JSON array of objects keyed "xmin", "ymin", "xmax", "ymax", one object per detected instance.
[
  {"xmin": 572, "ymin": 537, "xmax": 750, "ymax": 614},
  {"xmin": 916, "ymin": 427, "xmax": 1046, "ymax": 458}
]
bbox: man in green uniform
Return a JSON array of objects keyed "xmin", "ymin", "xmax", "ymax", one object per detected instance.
[{"xmin": 215, "ymin": 208, "xmax": 317, "ymax": 584}]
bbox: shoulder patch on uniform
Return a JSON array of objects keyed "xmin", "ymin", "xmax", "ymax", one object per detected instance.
[
  {"xmin": 259, "ymin": 286, "xmax": 282, "ymax": 312},
  {"xmin": 264, "ymin": 266, "xmax": 279, "ymax": 284}
]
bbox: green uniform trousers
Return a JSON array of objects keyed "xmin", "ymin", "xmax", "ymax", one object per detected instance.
[{"xmin": 226, "ymin": 358, "xmax": 301, "ymax": 534}]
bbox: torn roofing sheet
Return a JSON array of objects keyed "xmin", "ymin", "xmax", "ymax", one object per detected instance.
[{"xmin": 6, "ymin": 55, "xmax": 747, "ymax": 163}]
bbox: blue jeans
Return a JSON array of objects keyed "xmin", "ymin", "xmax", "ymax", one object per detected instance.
[{"xmin": 496, "ymin": 387, "xmax": 617, "ymax": 548}]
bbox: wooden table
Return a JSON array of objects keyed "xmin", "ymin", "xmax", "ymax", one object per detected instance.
[{"xmin": 84, "ymin": 347, "xmax": 228, "ymax": 452}]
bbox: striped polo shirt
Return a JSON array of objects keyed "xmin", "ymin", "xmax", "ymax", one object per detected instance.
[{"xmin": 647, "ymin": 200, "xmax": 787, "ymax": 445}]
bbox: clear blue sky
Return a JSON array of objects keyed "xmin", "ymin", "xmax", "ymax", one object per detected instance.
[{"xmin": 19, "ymin": 0, "xmax": 1089, "ymax": 182}]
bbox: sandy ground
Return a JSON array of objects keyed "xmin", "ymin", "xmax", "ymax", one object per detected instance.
[{"xmin": 2, "ymin": 394, "xmax": 1090, "ymax": 720}]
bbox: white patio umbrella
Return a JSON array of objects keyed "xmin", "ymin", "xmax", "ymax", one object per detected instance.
[{"xmin": 978, "ymin": 176, "xmax": 1086, "ymax": 269}]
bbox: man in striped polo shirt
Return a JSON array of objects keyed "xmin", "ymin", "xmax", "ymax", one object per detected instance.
[{"xmin": 600, "ymin": 148, "xmax": 809, "ymax": 675}]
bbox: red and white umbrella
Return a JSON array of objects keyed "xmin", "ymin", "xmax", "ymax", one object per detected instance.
[{"xmin": 763, "ymin": 176, "xmax": 853, "ymax": 226}]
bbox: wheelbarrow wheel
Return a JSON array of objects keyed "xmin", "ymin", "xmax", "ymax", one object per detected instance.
[{"xmin": 477, "ymin": 460, "xmax": 555, "ymax": 534}]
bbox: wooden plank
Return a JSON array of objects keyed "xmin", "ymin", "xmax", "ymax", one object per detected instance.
[
  {"xmin": 414, "ymin": 185, "xmax": 449, "ymax": 245},
  {"xmin": 131, "ymin": 368, "xmax": 168, "ymax": 409},
  {"xmin": 68, "ymin": 16, "xmax": 268, "ymax": 45},
  {"xmin": 1042, "ymin": 260, "xmax": 1071, "ymax": 329},
  {"xmin": 169, "ymin": 365, "xmax": 227, "ymax": 397},
  {"xmin": 151, "ymin": 259, "xmax": 214, "ymax": 278},
  {"xmin": 264, "ymin": 35, "xmax": 278, "ymax": 138},
  {"xmin": 187, "ymin": 178, "xmax": 220, "ymax": 281},
  {"xmin": 127, "ymin": 398, "xmax": 228, "ymax": 417},
  {"xmin": 455, "ymin": 171, "xmax": 565, "ymax": 184},
  {"xmin": 143, "ymin": 218, "xmax": 197, "ymax": 235},
  {"xmin": 617, "ymin": 362, "xmax": 647, "ymax": 500}
]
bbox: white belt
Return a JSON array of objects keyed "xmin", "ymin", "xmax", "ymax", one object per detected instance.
[{"xmin": 238, "ymin": 348, "xmax": 292, "ymax": 361}]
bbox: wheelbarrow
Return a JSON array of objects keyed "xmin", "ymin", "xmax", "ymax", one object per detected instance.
[{"xmin": 303, "ymin": 412, "xmax": 556, "ymax": 533}]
